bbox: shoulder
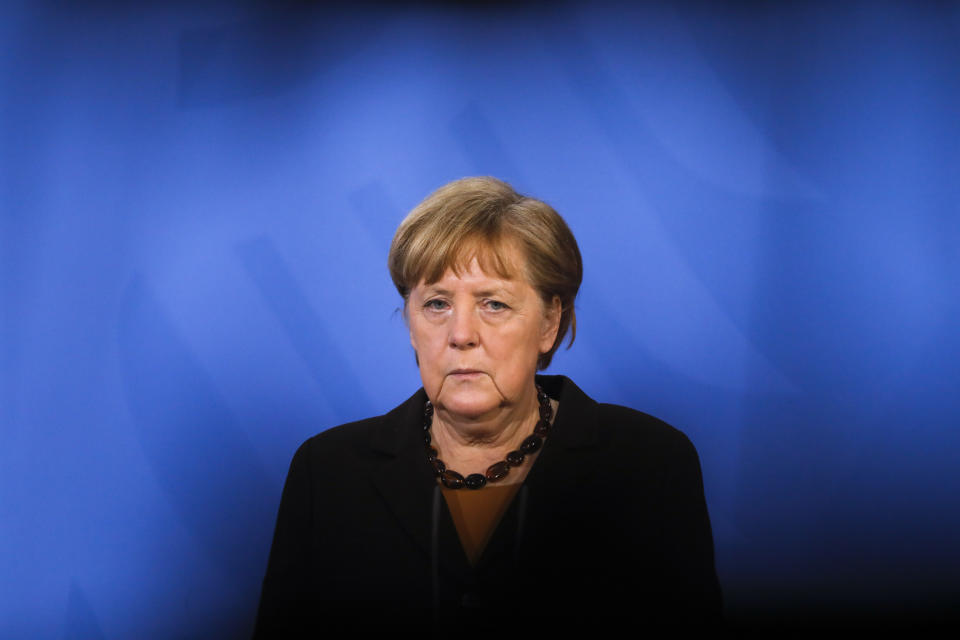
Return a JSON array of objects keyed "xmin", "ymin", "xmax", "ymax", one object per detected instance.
[
  {"xmin": 543, "ymin": 374, "xmax": 701, "ymax": 471},
  {"xmin": 287, "ymin": 387, "xmax": 426, "ymax": 471},
  {"xmin": 593, "ymin": 403, "xmax": 701, "ymax": 483},
  {"xmin": 597, "ymin": 402, "xmax": 695, "ymax": 453},
  {"xmin": 276, "ymin": 418, "xmax": 380, "ymax": 499},
  {"xmin": 596, "ymin": 402, "xmax": 703, "ymax": 486},
  {"xmin": 292, "ymin": 415, "xmax": 380, "ymax": 463},
  {"xmin": 545, "ymin": 374, "xmax": 696, "ymax": 452}
]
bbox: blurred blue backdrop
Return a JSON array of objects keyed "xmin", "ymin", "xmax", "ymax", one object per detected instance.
[{"xmin": 2, "ymin": 0, "xmax": 959, "ymax": 636}]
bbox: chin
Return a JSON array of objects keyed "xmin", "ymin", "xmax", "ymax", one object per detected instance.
[{"xmin": 436, "ymin": 389, "xmax": 499, "ymax": 420}]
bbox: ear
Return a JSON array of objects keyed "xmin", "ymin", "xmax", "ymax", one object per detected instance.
[{"xmin": 539, "ymin": 295, "xmax": 562, "ymax": 354}]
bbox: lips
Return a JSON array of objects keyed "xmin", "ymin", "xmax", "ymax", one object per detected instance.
[{"xmin": 450, "ymin": 369, "xmax": 482, "ymax": 376}]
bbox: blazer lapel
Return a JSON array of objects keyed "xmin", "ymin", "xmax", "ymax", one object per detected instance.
[
  {"xmin": 476, "ymin": 375, "xmax": 601, "ymax": 568},
  {"xmin": 525, "ymin": 374, "xmax": 600, "ymax": 492},
  {"xmin": 368, "ymin": 388, "xmax": 472, "ymax": 578}
]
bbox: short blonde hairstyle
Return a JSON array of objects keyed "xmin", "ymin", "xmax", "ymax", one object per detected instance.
[{"xmin": 388, "ymin": 176, "xmax": 582, "ymax": 370}]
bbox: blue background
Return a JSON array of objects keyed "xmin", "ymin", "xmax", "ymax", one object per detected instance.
[{"xmin": 2, "ymin": 0, "xmax": 959, "ymax": 636}]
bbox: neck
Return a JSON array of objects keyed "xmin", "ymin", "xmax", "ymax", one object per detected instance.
[{"xmin": 431, "ymin": 384, "xmax": 540, "ymax": 469}]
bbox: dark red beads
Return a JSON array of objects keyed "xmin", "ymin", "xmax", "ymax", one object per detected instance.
[
  {"xmin": 485, "ymin": 461, "xmax": 510, "ymax": 482},
  {"xmin": 426, "ymin": 384, "xmax": 552, "ymax": 489},
  {"xmin": 505, "ymin": 450, "xmax": 525, "ymax": 466},
  {"xmin": 441, "ymin": 470, "xmax": 465, "ymax": 489},
  {"xmin": 464, "ymin": 473, "xmax": 487, "ymax": 490},
  {"xmin": 520, "ymin": 434, "xmax": 543, "ymax": 454}
]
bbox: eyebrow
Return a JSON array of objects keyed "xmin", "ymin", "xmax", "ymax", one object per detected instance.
[
  {"xmin": 424, "ymin": 286, "xmax": 512, "ymax": 298},
  {"xmin": 473, "ymin": 288, "xmax": 510, "ymax": 298}
]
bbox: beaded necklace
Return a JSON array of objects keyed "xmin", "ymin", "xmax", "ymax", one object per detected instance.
[{"xmin": 423, "ymin": 385, "xmax": 553, "ymax": 490}]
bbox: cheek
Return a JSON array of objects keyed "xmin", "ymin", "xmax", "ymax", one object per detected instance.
[
  {"xmin": 410, "ymin": 323, "xmax": 442, "ymax": 364},
  {"xmin": 501, "ymin": 324, "xmax": 543, "ymax": 363}
]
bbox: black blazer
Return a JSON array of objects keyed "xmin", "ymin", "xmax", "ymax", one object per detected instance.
[{"xmin": 253, "ymin": 375, "xmax": 721, "ymax": 636}]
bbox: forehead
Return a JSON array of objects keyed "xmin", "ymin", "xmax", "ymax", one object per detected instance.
[
  {"xmin": 410, "ymin": 234, "xmax": 526, "ymax": 284},
  {"xmin": 422, "ymin": 238, "xmax": 529, "ymax": 288},
  {"xmin": 422, "ymin": 256, "xmax": 522, "ymax": 291}
]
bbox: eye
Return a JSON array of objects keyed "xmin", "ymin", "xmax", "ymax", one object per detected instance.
[
  {"xmin": 424, "ymin": 299, "xmax": 449, "ymax": 311},
  {"xmin": 484, "ymin": 299, "xmax": 509, "ymax": 311}
]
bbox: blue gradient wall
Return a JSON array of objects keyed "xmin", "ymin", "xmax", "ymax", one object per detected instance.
[{"xmin": 2, "ymin": 1, "xmax": 959, "ymax": 636}]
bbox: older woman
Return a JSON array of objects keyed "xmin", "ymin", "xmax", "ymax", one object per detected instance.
[{"xmin": 253, "ymin": 177, "xmax": 721, "ymax": 636}]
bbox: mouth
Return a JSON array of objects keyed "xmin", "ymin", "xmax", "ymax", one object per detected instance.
[{"xmin": 449, "ymin": 369, "xmax": 483, "ymax": 378}]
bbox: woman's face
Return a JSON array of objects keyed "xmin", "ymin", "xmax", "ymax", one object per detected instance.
[{"xmin": 407, "ymin": 248, "xmax": 560, "ymax": 423}]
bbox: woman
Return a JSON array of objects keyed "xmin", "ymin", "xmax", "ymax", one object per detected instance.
[{"xmin": 253, "ymin": 177, "xmax": 721, "ymax": 636}]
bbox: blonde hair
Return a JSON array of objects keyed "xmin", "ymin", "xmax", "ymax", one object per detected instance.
[{"xmin": 388, "ymin": 176, "xmax": 582, "ymax": 370}]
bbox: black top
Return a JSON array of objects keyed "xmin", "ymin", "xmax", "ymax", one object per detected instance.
[{"xmin": 253, "ymin": 375, "xmax": 722, "ymax": 636}]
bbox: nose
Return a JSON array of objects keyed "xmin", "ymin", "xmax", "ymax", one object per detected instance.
[{"xmin": 448, "ymin": 307, "xmax": 479, "ymax": 349}]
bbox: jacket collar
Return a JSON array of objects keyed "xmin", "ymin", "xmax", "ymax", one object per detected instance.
[
  {"xmin": 368, "ymin": 385, "xmax": 429, "ymax": 457},
  {"xmin": 367, "ymin": 387, "xmax": 439, "ymax": 572},
  {"xmin": 534, "ymin": 374, "xmax": 599, "ymax": 450}
]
